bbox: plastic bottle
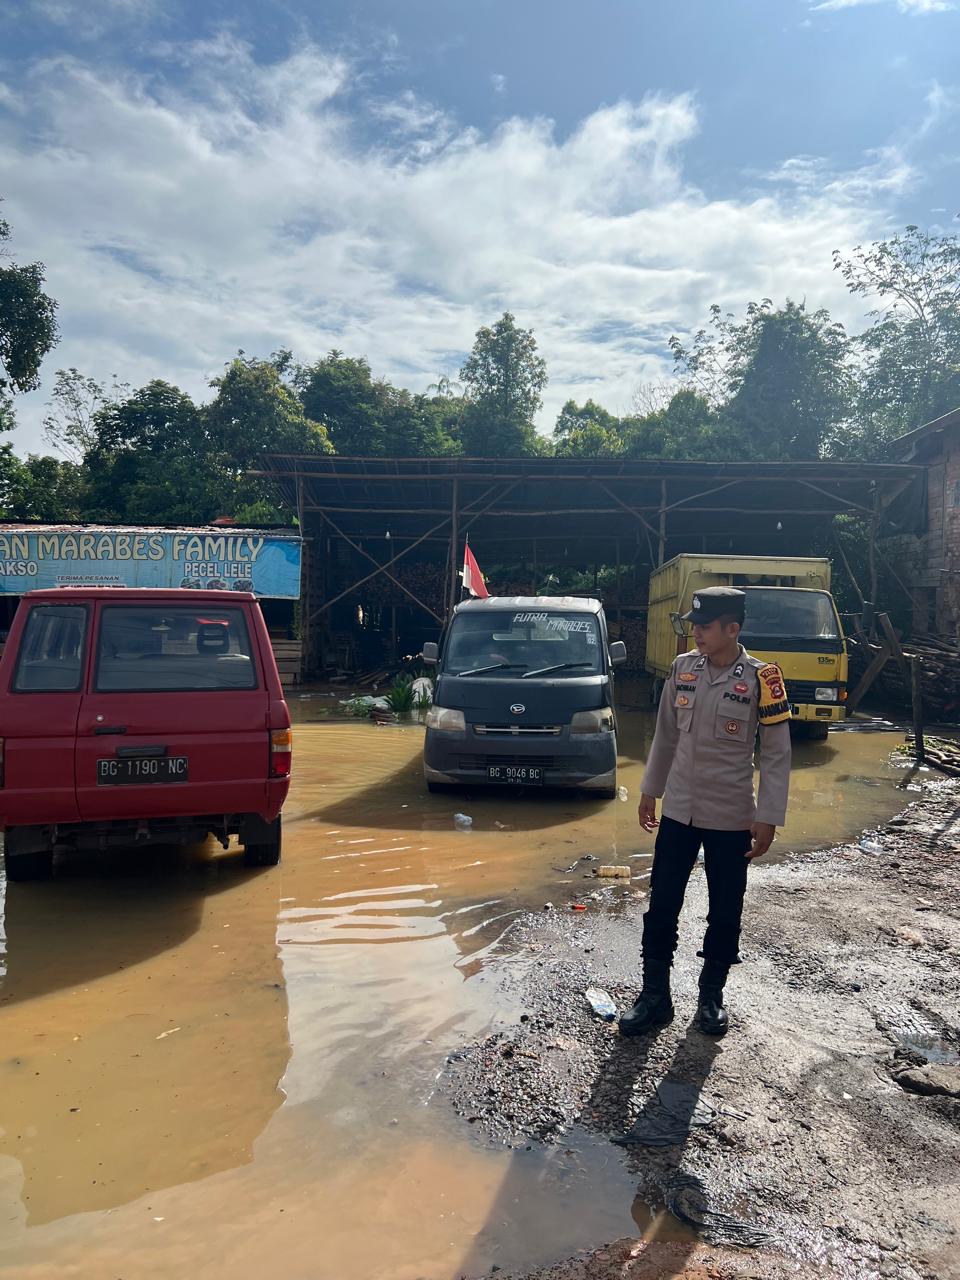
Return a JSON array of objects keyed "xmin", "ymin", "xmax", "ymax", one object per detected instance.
[{"xmin": 585, "ymin": 988, "xmax": 617, "ymax": 1021}]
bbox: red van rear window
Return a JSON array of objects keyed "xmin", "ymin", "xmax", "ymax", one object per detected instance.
[{"xmin": 95, "ymin": 606, "xmax": 257, "ymax": 692}]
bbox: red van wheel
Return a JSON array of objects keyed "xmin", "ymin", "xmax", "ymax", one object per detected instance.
[
  {"xmin": 243, "ymin": 817, "xmax": 282, "ymax": 868},
  {"xmin": 4, "ymin": 829, "xmax": 55, "ymax": 882}
]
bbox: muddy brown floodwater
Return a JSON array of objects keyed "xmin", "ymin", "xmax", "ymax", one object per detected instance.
[{"xmin": 0, "ymin": 707, "xmax": 915, "ymax": 1279}]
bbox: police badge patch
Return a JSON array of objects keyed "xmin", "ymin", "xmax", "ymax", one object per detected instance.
[{"xmin": 757, "ymin": 663, "xmax": 791, "ymax": 724}]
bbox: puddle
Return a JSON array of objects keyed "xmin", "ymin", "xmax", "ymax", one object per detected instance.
[
  {"xmin": 0, "ymin": 711, "xmax": 914, "ymax": 1277},
  {"xmin": 899, "ymin": 1034, "xmax": 960, "ymax": 1066}
]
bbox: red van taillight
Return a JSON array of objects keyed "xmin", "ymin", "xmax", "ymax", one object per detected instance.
[{"xmin": 270, "ymin": 728, "xmax": 292, "ymax": 777}]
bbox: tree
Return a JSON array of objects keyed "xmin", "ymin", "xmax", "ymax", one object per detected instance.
[
  {"xmin": 553, "ymin": 399, "xmax": 625, "ymax": 457},
  {"xmin": 671, "ymin": 300, "xmax": 852, "ymax": 460},
  {"xmin": 623, "ymin": 389, "xmax": 721, "ymax": 459},
  {"xmin": 43, "ymin": 367, "xmax": 130, "ymax": 462},
  {"xmin": 206, "ymin": 354, "xmax": 332, "ymax": 469},
  {"xmin": 459, "ymin": 312, "xmax": 547, "ymax": 455},
  {"xmin": 832, "ymin": 226, "xmax": 960, "ymax": 454},
  {"xmin": 297, "ymin": 352, "xmax": 390, "ymax": 454},
  {"xmin": 0, "ymin": 208, "xmax": 59, "ymax": 399},
  {"xmin": 82, "ymin": 380, "xmax": 215, "ymax": 524}
]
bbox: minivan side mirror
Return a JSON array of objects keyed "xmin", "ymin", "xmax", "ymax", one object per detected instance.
[
  {"xmin": 422, "ymin": 642, "xmax": 439, "ymax": 666},
  {"xmin": 670, "ymin": 612, "xmax": 687, "ymax": 638},
  {"xmin": 609, "ymin": 641, "xmax": 627, "ymax": 667}
]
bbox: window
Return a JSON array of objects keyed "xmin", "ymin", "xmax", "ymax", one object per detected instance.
[
  {"xmin": 96, "ymin": 606, "xmax": 257, "ymax": 692},
  {"xmin": 13, "ymin": 605, "xmax": 88, "ymax": 692},
  {"xmin": 740, "ymin": 589, "xmax": 840, "ymax": 641},
  {"xmin": 444, "ymin": 609, "xmax": 602, "ymax": 677}
]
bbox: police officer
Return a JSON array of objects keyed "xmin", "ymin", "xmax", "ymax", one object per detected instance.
[{"xmin": 619, "ymin": 586, "xmax": 791, "ymax": 1038}]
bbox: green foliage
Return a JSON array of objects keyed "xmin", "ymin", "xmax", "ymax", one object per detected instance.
[
  {"xmin": 0, "ymin": 211, "xmax": 59, "ymax": 398},
  {"xmin": 383, "ymin": 674, "xmax": 416, "ymax": 716},
  {"xmin": 553, "ymin": 399, "xmax": 625, "ymax": 457},
  {"xmin": 42, "ymin": 368, "xmax": 130, "ymax": 463},
  {"xmin": 671, "ymin": 299, "xmax": 852, "ymax": 461},
  {"xmin": 297, "ymin": 351, "xmax": 461, "ymax": 456},
  {"xmin": 831, "ymin": 227, "xmax": 960, "ymax": 455},
  {"xmin": 459, "ymin": 312, "xmax": 547, "ymax": 455},
  {"xmin": 624, "ymin": 389, "xmax": 722, "ymax": 459}
]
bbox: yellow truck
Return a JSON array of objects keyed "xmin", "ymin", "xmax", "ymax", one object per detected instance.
[{"xmin": 645, "ymin": 554, "xmax": 847, "ymax": 738}]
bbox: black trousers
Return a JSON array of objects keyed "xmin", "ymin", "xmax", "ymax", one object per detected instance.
[{"xmin": 641, "ymin": 816, "xmax": 751, "ymax": 968}]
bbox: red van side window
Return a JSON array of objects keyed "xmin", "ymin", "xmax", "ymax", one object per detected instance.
[{"xmin": 13, "ymin": 605, "xmax": 88, "ymax": 692}]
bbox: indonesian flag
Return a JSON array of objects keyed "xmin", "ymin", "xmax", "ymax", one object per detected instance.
[{"xmin": 462, "ymin": 540, "xmax": 489, "ymax": 598}]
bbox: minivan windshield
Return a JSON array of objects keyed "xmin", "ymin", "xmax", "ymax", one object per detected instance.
[
  {"xmin": 444, "ymin": 609, "xmax": 602, "ymax": 677},
  {"xmin": 740, "ymin": 589, "xmax": 840, "ymax": 641}
]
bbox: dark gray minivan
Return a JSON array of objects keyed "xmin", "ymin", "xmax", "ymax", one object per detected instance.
[{"xmin": 421, "ymin": 596, "xmax": 626, "ymax": 797}]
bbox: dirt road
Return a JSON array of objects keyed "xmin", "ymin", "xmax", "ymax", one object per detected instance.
[{"xmin": 444, "ymin": 783, "xmax": 960, "ymax": 1280}]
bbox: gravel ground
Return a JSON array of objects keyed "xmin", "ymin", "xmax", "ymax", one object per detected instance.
[{"xmin": 440, "ymin": 779, "xmax": 960, "ymax": 1280}]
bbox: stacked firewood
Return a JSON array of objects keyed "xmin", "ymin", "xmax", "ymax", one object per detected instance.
[
  {"xmin": 847, "ymin": 634, "xmax": 960, "ymax": 721},
  {"xmin": 617, "ymin": 615, "xmax": 649, "ymax": 672},
  {"xmin": 906, "ymin": 734, "xmax": 960, "ymax": 775}
]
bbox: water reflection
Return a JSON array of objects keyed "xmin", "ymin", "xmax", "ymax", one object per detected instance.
[{"xmin": 0, "ymin": 846, "xmax": 288, "ymax": 1226}]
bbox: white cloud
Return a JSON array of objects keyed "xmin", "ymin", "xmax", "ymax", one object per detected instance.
[
  {"xmin": 0, "ymin": 40, "xmax": 942, "ymax": 448},
  {"xmin": 23, "ymin": 0, "xmax": 159, "ymax": 37},
  {"xmin": 491, "ymin": 73, "xmax": 507, "ymax": 95},
  {"xmin": 812, "ymin": 0, "xmax": 954, "ymax": 12}
]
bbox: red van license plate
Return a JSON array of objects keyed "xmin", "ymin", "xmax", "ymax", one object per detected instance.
[
  {"xmin": 97, "ymin": 757, "xmax": 189, "ymax": 785},
  {"xmin": 487, "ymin": 765, "xmax": 543, "ymax": 784}
]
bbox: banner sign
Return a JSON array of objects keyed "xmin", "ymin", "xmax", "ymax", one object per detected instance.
[{"xmin": 0, "ymin": 527, "xmax": 302, "ymax": 599}]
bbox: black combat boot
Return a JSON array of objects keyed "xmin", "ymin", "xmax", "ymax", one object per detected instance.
[
  {"xmin": 618, "ymin": 959, "xmax": 674, "ymax": 1037},
  {"xmin": 697, "ymin": 959, "xmax": 730, "ymax": 1036}
]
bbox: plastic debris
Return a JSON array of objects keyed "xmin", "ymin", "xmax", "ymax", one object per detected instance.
[
  {"xmin": 411, "ymin": 676, "xmax": 433, "ymax": 706},
  {"xmin": 453, "ymin": 813, "xmax": 473, "ymax": 830},
  {"xmin": 597, "ymin": 864, "xmax": 631, "ymax": 879},
  {"xmin": 859, "ymin": 838, "xmax": 884, "ymax": 854},
  {"xmin": 571, "ymin": 902, "xmax": 587, "ymax": 911},
  {"xmin": 617, "ymin": 785, "xmax": 629, "ymax": 801},
  {"xmin": 585, "ymin": 987, "xmax": 617, "ymax": 1021},
  {"xmin": 662, "ymin": 1172, "xmax": 774, "ymax": 1248}
]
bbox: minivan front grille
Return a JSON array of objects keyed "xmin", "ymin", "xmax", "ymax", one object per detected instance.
[
  {"xmin": 474, "ymin": 724, "xmax": 562, "ymax": 736},
  {"xmin": 457, "ymin": 754, "xmax": 558, "ymax": 769}
]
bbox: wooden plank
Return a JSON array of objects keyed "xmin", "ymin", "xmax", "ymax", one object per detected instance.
[{"xmin": 845, "ymin": 641, "xmax": 893, "ymax": 714}]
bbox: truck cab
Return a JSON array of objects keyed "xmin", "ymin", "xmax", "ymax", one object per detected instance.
[{"xmin": 645, "ymin": 554, "xmax": 848, "ymax": 738}]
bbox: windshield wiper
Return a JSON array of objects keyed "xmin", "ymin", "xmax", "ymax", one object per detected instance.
[
  {"xmin": 457, "ymin": 662, "xmax": 527, "ymax": 677},
  {"xmin": 522, "ymin": 661, "xmax": 595, "ymax": 679}
]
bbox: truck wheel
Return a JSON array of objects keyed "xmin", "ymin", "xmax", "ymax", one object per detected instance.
[
  {"xmin": 4, "ymin": 829, "xmax": 54, "ymax": 882},
  {"xmin": 243, "ymin": 817, "xmax": 282, "ymax": 868}
]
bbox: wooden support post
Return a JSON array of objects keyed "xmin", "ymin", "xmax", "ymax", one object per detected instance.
[
  {"xmin": 868, "ymin": 495, "xmax": 881, "ymax": 611},
  {"xmin": 845, "ymin": 641, "xmax": 893, "ymax": 714},
  {"xmin": 658, "ymin": 480, "xmax": 667, "ymax": 566},
  {"xmin": 615, "ymin": 539, "xmax": 622, "ymax": 631},
  {"xmin": 449, "ymin": 477, "xmax": 460, "ymax": 615},
  {"xmin": 910, "ymin": 655, "xmax": 925, "ymax": 763}
]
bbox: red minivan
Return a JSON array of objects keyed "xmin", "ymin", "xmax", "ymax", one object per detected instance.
[{"xmin": 0, "ymin": 588, "xmax": 293, "ymax": 881}]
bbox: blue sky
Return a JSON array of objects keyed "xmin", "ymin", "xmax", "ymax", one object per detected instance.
[{"xmin": 3, "ymin": 0, "xmax": 958, "ymax": 450}]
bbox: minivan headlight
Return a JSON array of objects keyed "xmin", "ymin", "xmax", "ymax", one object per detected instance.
[
  {"xmin": 570, "ymin": 709, "xmax": 615, "ymax": 734},
  {"xmin": 425, "ymin": 706, "xmax": 466, "ymax": 732},
  {"xmin": 815, "ymin": 687, "xmax": 838, "ymax": 702}
]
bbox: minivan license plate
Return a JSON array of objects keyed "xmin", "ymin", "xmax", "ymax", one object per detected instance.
[
  {"xmin": 487, "ymin": 765, "xmax": 543, "ymax": 784},
  {"xmin": 97, "ymin": 757, "xmax": 189, "ymax": 785}
]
